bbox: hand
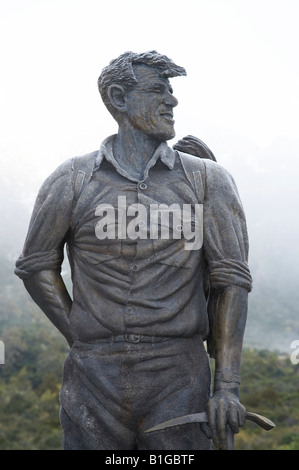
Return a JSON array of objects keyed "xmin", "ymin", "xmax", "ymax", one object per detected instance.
[{"xmin": 205, "ymin": 390, "xmax": 246, "ymax": 450}]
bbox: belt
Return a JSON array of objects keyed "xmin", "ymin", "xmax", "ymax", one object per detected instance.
[{"xmin": 93, "ymin": 334, "xmax": 174, "ymax": 344}]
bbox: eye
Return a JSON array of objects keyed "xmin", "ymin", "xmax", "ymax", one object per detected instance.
[
  {"xmin": 152, "ymin": 84, "xmax": 164, "ymax": 93},
  {"xmin": 148, "ymin": 82, "xmax": 173, "ymax": 95}
]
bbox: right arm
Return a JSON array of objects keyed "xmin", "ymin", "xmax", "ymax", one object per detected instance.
[
  {"xmin": 15, "ymin": 159, "xmax": 75, "ymax": 346},
  {"xmin": 24, "ymin": 270, "xmax": 73, "ymax": 347}
]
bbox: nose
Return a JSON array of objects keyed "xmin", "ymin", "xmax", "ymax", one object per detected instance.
[{"xmin": 165, "ymin": 91, "xmax": 178, "ymax": 108}]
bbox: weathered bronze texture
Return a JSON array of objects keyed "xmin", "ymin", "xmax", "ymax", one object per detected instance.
[{"xmin": 15, "ymin": 51, "xmax": 253, "ymax": 450}]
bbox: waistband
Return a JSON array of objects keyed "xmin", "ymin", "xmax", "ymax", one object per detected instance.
[{"xmin": 85, "ymin": 334, "xmax": 182, "ymax": 344}]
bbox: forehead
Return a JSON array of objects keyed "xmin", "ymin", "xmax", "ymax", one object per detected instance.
[{"xmin": 132, "ymin": 64, "xmax": 171, "ymax": 88}]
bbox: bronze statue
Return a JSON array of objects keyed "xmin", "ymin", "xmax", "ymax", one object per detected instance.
[{"xmin": 15, "ymin": 51, "xmax": 254, "ymax": 450}]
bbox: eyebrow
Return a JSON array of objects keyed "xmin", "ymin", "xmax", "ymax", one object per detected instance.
[{"xmin": 138, "ymin": 79, "xmax": 173, "ymax": 93}]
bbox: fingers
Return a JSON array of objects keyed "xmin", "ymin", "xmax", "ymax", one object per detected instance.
[
  {"xmin": 218, "ymin": 403, "xmax": 228, "ymax": 449},
  {"xmin": 207, "ymin": 394, "xmax": 246, "ymax": 450},
  {"xmin": 228, "ymin": 404, "xmax": 240, "ymax": 434},
  {"xmin": 207, "ymin": 398, "xmax": 222, "ymax": 448},
  {"xmin": 237, "ymin": 404, "xmax": 246, "ymax": 427}
]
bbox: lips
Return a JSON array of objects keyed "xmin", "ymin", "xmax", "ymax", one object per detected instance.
[{"xmin": 159, "ymin": 111, "xmax": 174, "ymax": 122}]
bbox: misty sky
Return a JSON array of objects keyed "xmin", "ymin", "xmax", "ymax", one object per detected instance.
[
  {"xmin": 0, "ymin": 0, "xmax": 298, "ymax": 351},
  {"xmin": 0, "ymin": 0, "xmax": 298, "ymax": 186}
]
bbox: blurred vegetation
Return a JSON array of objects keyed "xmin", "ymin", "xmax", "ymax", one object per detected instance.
[
  {"xmin": 0, "ymin": 255, "xmax": 299, "ymax": 450},
  {"xmin": 235, "ymin": 349, "xmax": 299, "ymax": 450}
]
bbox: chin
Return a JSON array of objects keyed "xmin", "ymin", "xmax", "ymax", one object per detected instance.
[
  {"xmin": 154, "ymin": 127, "xmax": 176, "ymax": 142},
  {"xmin": 143, "ymin": 123, "xmax": 176, "ymax": 142},
  {"xmin": 164, "ymin": 131, "xmax": 176, "ymax": 141}
]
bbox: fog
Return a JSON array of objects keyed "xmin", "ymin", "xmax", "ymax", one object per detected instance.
[{"xmin": 1, "ymin": 0, "xmax": 299, "ymax": 352}]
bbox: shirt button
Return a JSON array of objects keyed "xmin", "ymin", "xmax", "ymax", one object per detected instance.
[
  {"xmin": 139, "ymin": 182, "xmax": 147, "ymax": 190},
  {"xmin": 126, "ymin": 307, "xmax": 134, "ymax": 315},
  {"xmin": 132, "ymin": 264, "xmax": 139, "ymax": 272}
]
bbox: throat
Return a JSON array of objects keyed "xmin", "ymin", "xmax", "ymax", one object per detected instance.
[{"xmin": 113, "ymin": 130, "xmax": 161, "ymax": 180}]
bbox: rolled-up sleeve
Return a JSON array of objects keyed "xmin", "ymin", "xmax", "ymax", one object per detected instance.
[
  {"xmin": 203, "ymin": 160, "xmax": 253, "ymax": 292},
  {"xmin": 15, "ymin": 159, "xmax": 74, "ymax": 280}
]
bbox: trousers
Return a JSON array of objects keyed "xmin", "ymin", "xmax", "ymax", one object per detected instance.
[{"xmin": 59, "ymin": 335, "xmax": 211, "ymax": 450}]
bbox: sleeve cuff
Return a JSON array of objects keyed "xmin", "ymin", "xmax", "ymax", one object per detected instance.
[
  {"xmin": 15, "ymin": 250, "xmax": 64, "ymax": 280},
  {"xmin": 209, "ymin": 259, "xmax": 253, "ymax": 292}
]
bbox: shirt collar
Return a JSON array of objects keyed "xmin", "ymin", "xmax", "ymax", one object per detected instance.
[{"xmin": 94, "ymin": 134, "xmax": 176, "ymax": 181}]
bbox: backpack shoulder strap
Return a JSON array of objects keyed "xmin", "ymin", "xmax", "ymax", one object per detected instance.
[
  {"xmin": 177, "ymin": 150, "xmax": 206, "ymax": 203},
  {"xmin": 71, "ymin": 150, "xmax": 98, "ymax": 205},
  {"xmin": 178, "ymin": 150, "xmax": 217, "ymax": 355}
]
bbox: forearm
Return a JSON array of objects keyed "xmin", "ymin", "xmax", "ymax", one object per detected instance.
[
  {"xmin": 24, "ymin": 269, "xmax": 73, "ymax": 347},
  {"xmin": 212, "ymin": 285, "xmax": 248, "ymax": 397}
]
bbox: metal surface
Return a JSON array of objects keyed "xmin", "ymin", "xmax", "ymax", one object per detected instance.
[{"xmin": 145, "ymin": 410, "xmax": 275, "ymax": 433}]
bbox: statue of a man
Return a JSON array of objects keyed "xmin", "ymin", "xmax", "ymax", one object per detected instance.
[{"xmin": 15, "ymin": 51, "xmax": 252, "ymax": 450}]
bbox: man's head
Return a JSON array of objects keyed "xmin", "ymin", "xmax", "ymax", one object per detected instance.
[{"xmin": 98, "ymin": 51, "xmax": 186, "ymax": 141}]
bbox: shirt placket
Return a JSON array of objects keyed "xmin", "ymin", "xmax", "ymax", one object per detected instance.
[{"xmin": 124, "ymin": 178, "xmax": 150, "ymax": 338}]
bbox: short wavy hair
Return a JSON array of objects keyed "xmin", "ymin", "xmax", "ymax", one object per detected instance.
[{"xmin": 97, "ymin": 50, "xmax": 186, "ymax": 121}]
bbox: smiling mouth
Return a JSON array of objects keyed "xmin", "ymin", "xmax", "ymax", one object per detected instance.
[{"xmin": 160, "ymin": 112, "xmax": 174, "ymax": 122}]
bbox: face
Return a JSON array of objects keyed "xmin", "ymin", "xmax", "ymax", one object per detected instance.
[{"xmin": 124, "ymin": 65, "xmax": 179, "ymax": 141}]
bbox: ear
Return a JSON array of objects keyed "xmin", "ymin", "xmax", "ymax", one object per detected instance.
[{"xmin": 107, "ymin": 84, "xmax": 127, "ymax": 113}]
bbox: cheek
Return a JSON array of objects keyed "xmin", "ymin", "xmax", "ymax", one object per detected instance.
[
  {"xmin": 130, "ymin": 103, "xmax": 157, "ymax": 128},
  {"xmin": 127, "ymin": 97, "xmax": 145, "ymax": 118}
]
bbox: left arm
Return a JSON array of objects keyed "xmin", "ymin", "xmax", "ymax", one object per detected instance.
[
  {"xmin": 202, "ymin": 159, "xmax": 253, "ymax": 449},
  {"xmin": 207, "ymin": 285, "xmax": 248, "ymax": 449}
]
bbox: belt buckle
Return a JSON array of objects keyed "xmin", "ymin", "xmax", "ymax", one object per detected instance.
[{"xmin": 125, "ymin": 334, "xmax": 141, "ymax": 343}]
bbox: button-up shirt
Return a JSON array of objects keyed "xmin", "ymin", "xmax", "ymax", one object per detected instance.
[{"xmin": 15, "ymin": 135, "xmax": 252, "ymax": 342}]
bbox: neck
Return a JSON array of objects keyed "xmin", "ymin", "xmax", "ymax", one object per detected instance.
[{"xmin": 113, "ymin": 126, "xmax": 162, "ymax": 180}]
